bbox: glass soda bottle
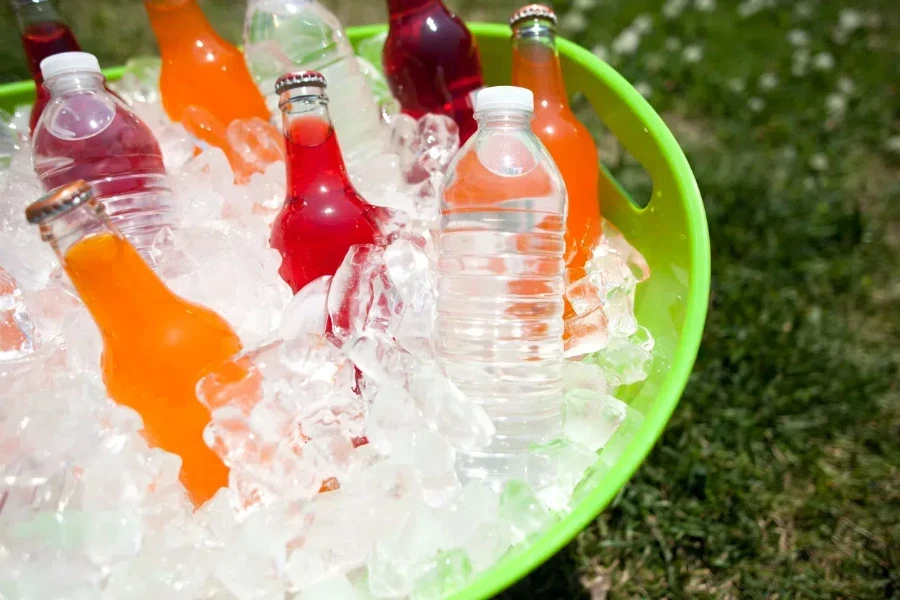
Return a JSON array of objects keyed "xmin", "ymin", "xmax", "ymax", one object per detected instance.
[
  {"xmin": 31, "ymin": 52, "xmax": 175, "ymax": 255},
  {"xmin": 383, "ymin": 0, "xmax": 485, "ymax": 143},
  {"xmin": 143, "ymin": 0, "xmax": 270, "ymax": 136},
  {"xmin": 243, "ymin": 0, "xmax": 385, "ymax": 163},
  {"xmin": 511, "ymin": 4, "xmax": 601, "ymax": 269},
  {"xmin": 437, "ymin": 86, "xmax": 567, "ymax": 482},
  {"xmin": 11, "ymin": 0, "xmax": 81, "ymax": 134},
  {"xmin": 270, "ymin": 71, "xmax": 382, "ymax": 295},
  {"xmin": 25, "ymin": 181, "xmax": 242, "ymax": 506}
]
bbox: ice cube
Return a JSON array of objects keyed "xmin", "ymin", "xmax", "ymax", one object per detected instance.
[
  {"xmin": 562, "ymin": 361, "xmax": 608, "ymax": 395},
  {"xmin": 199, "ymin": 335, "xmax": 363, "ymax": 506},
  {"xmin": 226, "ymin": 117, "xmax": 285, "ymax": 181},
  {"xmin": 383, "ymin": 238, "xmax": 436, "ymax": 334},
  {"xmin": 172, "ymin": 147, "xmax": 234, "ymax": 225},
  {"xmin": 437, "ymin": 481, "xmax": 500, "ymax": 552},
  {"xmin": 525, "ymin": 439, "xmax": 598, "ymax": 511},
  {"xmin": 498, "ymin": 480, "xmax": 556, "ymax": 543},
  {"xmin": 586, "ymin": 325, "xmax": 655, "ymax": 386},
  {"xmin": 0, "ymin": 267, "xmax": 36, "ymax": 360},
  {"xmin": 389, "ymin": 428, "xmax": 460, "ymax": 507},
  {"xmin": 151, "ymin": 226, "xmax": 292, "ymax": 346},
  {"xmin": 411, "ymin": 114, "xmax": 460, "ymax": 177},
  {"xmin": 327, "ymin": 245, "xmax": 385, "ymax": 344},
  {"xmin": 111, "ymin": 56, "xmax": 162, "ymax": 108},
  {"xmin": 295, "ymin": 574, "xmax": 364, "ymax": 600},
  {"xmin": 279, "ymin": 276, "xmax": 332, "ymax": 339},
  {"xmin": 562, "ymin": 389, "xmax": 640, "ymax": 452},
  {"xmin": 388, "ymin": 113, "xmax": 419, "ymax": 173},
  {"xmin": 564, "ymin": 306, "xmax": 609, "ymax": 358},
  {"xmin": 345, "ymin": 331, "xmax": 494, "ymax": 452},
  {"xmin": 596, "ymin": 219, "xmax": 650, "ymax": 284},
  {"xmin": 409, "ymin": 549, "xmax": 473, "ymax": 600}
]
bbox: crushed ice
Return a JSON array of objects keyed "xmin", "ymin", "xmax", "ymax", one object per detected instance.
[{"xmin": 0, "ymin": 59, "xmax": 654, "ymax": 599}]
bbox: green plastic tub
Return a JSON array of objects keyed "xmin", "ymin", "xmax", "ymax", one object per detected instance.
[{"xmin": 0, "ymin": 23, "xmax": 710, "ymax": 599}]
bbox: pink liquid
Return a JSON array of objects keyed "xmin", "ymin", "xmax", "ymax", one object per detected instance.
[
  {"xmin": 383, "ymin": 0, "xmax": 484, "ymax": 143},
  {"xmin": 21, "ymin": 21, "xmax": 81, "ymax": 133},
  {"xmin": 32, "ymin": 79, "xmax": 172, "ymax": 251},
  {"xmin": 32, "ymin": 95, "xmax": 166, "ymax": 196},
  {"xmin": 270, "ymin": 116, "xmax": 382, "ymax": 294}
]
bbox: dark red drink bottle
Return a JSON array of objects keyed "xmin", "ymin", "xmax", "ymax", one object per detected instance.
[
  {"xmin": 12, "ymin": 0, "xmax": 82, "ymax": 133},
  {"xmin": 382, "ymin": 0, "xmax": 485, "ymax": 143},
  {"xmin": 270, "ymin": 71, "xmax": 382, "ymax": 295}
]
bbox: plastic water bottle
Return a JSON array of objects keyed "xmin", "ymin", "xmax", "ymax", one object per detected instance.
[
  {"xmin": 436, "ymin": 86, "xmax": 567, "ymax": 483},
  {"xmin": 31, "ymin": 52, "xmax": 174, "ymax": 255},
  {"xmin": 242, "ymin": 0, "xmax": 385, "ymax": 163}
]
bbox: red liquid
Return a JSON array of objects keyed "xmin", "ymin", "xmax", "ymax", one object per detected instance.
[
  {"xmin": 383, "ymin": 0, "xmax": 484, "ymax": 143},
  {"xmin": 21, "ymin": 21, "xmax": 81, "ymax": 133},
  {"xmin": 270, "ymin": 116, "xmax": 382, "ymax": 294}
]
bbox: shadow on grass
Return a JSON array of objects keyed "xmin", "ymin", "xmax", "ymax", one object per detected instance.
[{"xmin": 495, "ymin": 546, "xmax": 589, "ymax": 600}]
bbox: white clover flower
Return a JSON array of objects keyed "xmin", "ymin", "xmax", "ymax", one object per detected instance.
[
  {"xmin": 787, "ymin": 29, "xmax": 810, "ymax": 46},
  {"xmin": 758, "ymin": 72, "xmax": 779, "ymax": 91},
  {"xmin": 813, "ymin": 52, "xmax": 835, "ymax": 71},
  {"xmin": 682, "ymin": 44, "xmax": 704, "ymax": 63},
  {"xmin": 825, "ymin": 93, "xmax": 847, "ymax": 115},
  {"xmin": 809, "ymin": 153, "xmax": 829, "ymax": 171},
  {"xmin": 612, "ymin": 29, "xmax": 641, "ymax": 56},
  {"xmin": 634, "ymin": 82, "xmax": 652, "ymax": 98},
  {"xmin": 662, "ymin": 0, "xmax": 689, "ymax": 19}
]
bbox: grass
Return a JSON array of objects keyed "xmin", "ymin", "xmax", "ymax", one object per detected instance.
[{"xmin": 2, "ymin": 0, "xmax": 898, "ymax": 598}]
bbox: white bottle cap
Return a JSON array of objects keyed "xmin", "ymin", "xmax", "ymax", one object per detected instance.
[
  {"xmin": 40, "ymin": 52, "xmax": 102, "ymax": 80},
  {"xmin": 474, "ymin": 86, "xmax": 534, "ymax": 113}
]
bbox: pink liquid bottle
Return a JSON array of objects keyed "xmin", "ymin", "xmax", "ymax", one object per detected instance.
[
  {"xmin": 12, "ymin": 0, "xmax": 82, "ymax": 134},
  {"xmin": 32, "ymin": 52, "xmax": 175, "ymax": 256},
  {"xmin": 270, "ymin": 71, "xmax": 382, "ymax": 295},
  {"xmin": 382, "ymin": 0, "xmax": 485, "ymax": 143}
]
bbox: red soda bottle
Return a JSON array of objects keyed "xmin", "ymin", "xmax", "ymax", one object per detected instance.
[
  {"xmin": 12, "ymin": 0, "xmax": 81, "ymax": 134},
  {"xmin": 382, "ymin": 0, "xmax": 485, "ymax": 143},
  {"xmin": 270, "ymin": 71, "xmax": 382, "ymax": 295}
]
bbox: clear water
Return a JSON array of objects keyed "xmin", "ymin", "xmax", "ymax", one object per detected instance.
[
  {"xmin": 436, "ymin": 106, "xmax": 567, "ymax": 484},
  {"xmin": 31, "ymin": 72, "xmax": 174, "ymax": 255},
  {"xmin": 242, "ymin": 0, "xmax": 385, "ymax": 163}
]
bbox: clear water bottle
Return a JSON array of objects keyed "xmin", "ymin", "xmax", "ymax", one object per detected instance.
[
  {"xmin": 31, "ymin": 52, "xmax": 174, "ymax": 255},
  {"xmin": 436, "ymin": 86, "xmax": 567, "ymax": 483},
  {"xmin": 242, "ymin": 0, "xmax": 386, "ymax": 163}
]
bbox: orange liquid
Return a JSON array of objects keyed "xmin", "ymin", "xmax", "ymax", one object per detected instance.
[
  {"xmin": 65, "ymin": 233, "xmax": 242, "ymax": 506},
  {"xmin": 512, "ymin": 39, "xmax": 601, "ymax": 270},
  {"xmin": 144, "ymin": 0, "xmax": 270, "ymax": 154}
]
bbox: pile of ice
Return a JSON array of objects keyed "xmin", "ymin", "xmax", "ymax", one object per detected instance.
[{"xmin": 0, "ymin": 60, "xmax": 653, "ymax": 599}]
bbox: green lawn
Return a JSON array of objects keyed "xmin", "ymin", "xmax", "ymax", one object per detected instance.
[{"xmin": 2, "ymin": 0, "xmax": 898, "ymax": 598}]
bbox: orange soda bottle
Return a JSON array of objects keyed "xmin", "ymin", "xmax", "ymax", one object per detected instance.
[
  {"xmin": 144, "ymin": 0, "xmax": 278, "ymax": 180},
  {"xmin": 25, "ymin": 181, "xmax": 242, "ymax": 506},
  {"xmin": 510, "ymin": 5, "xmax": 601, "ymax": 269}
]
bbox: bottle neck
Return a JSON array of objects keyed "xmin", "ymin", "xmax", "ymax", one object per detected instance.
[
  {"xmin": 44, "ymin": 71, "xmax": 106, "ymax": 97},
  {"xmin": 43, "ymin": 205, "xmax": 176, "ymax": 341},
  {"xmin": 511, "ymin": 20, "xmax": 568, "ymax": 109},
  {"xmin": 474, "ymin": 108, "xmax": 534, "ymax": 131},
  {"xmin": 14, "ymin": 0, "xmax": 81, "ymax": 82},
  {"xmin": 280, "ymin": 90, "xmax": 350, "ymax": 200},
  {"xmin": 145, "ymin": 0, "xmax": 220, "ymax": 55},
  {"xmin": 13, "ymin": 0, "xmax": 61, "ymax": 31},
  {"xmin": 387, "ymin": 0, "xmax": 440, "ymax": 20}
]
